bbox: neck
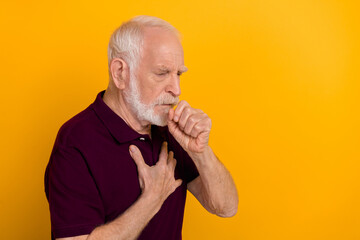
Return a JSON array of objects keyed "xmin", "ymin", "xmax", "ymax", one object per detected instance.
[{"xmin": 102, "ymin": 87, "xmax": 152, "ymax": 136}]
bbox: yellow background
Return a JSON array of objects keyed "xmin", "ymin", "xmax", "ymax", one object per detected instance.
[{"xmin": 1, "ymin": 0, "xmax": 359, "ymax": 239}]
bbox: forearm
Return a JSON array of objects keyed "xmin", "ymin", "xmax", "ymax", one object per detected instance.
[
  {"xmin": 188, "ymin": 146, "xmax": 238, "ymax": 217},
  {"xmin": 87, "ymin": 194, "xmax": 162, "ymax": 240}
]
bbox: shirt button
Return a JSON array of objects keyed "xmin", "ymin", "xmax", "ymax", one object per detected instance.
[{"xmin": 139, "ymin": 137, "xmax": 145, "ymax": 141}]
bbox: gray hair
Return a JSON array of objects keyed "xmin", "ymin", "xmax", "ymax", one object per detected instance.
[{"xmin": 107, "ymin": 15, "xmax": 180, "ymax": 79}]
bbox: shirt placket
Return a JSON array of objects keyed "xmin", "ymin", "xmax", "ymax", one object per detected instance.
[{"xmin": 138, "ymin": 136, "xmax": 155, "ymax": 166}]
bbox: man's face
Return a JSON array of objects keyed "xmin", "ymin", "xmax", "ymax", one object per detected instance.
[{"xmin": 124, "ymin": 27, "xmax": 187, "ymax": 126}]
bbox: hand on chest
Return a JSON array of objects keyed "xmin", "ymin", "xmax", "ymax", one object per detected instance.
[{"xmin": 84, "ymin": 137, "xmax": 184, "ymax": 220}]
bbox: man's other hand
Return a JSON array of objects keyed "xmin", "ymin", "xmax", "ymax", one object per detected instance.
[{"xmin": 129, "ymin": 142, "xmax": 182, "ymax": 206}]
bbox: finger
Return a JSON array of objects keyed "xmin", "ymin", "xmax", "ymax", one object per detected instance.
[
  {"xmin": 158, "ymin": 141, "xmax": 168, "ymax": 165},
  {"xmin": 173, "ymin": 100, "xmax": 190, "ymax": 122},
  {"xmin": 167, "ymin": 151, "xmax": 174, "ymax": 164},
  {"xmin": 190, "ymin": 122, "xmax": 205, "ymax": 138},
  {"xmin": 173, "ymin": 179, "xmax": 183, "ymax": 190},
  {"xmin": 167, "ymin": 119, "xmax": 188, "ymax": 146},
  {"xmin": 178, "ymin": 106, "xmax": 193, "ymax": 130},
  {"xmin": 183, "ymin": 113, "xmax": 203, "ymax": 135},
  {"xmin": 169, "ymin": 155, "xmax": 177, "ymax": 170},
  {"xmin": 168, "ymin": 108, "xmax": 175, "ymax": 122},
  {"xmin": 190, "ymin": 117, "xmax": 212, "ymax": 138},
  {"xmin": 129, "ymin": 145, "xmax": 146, "ymax": 168}
]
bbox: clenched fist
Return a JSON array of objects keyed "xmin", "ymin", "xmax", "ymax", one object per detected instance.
[{"xmin": 168, "ymin": 100, "xmax": 212, "ymax": 153}]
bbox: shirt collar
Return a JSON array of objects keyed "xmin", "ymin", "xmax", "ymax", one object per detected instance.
[{"xmin": 91, "ymin": 90, "xmax": 167, "ymax": 143}]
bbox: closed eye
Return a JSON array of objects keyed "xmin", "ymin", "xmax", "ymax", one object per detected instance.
[{"xmin": 157, "ymin": 72, "xmax": 168, "ymax": 76}]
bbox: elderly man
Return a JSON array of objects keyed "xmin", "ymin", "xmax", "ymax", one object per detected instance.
[{"xmin": 45, "ymin": 15, "xmax": 238, "ymax": 240}]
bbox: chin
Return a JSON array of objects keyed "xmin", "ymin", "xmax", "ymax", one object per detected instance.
[
  {"xmin": 153, "ymin": 117, "xmax": 168, "ymax": 127},
  {"xmin": 150, "ymin": 114, "xmax": 168, "ymax": 127},
  {"xmin": 155, "ymin": 122, "xmax": 168, "ymax": 127}
]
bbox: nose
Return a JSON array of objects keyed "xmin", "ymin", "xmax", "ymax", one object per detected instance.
[{"xmin": 165, "ymin": 74, "xmax": 181, "ymax": 97}]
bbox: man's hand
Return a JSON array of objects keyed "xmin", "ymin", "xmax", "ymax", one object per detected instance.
[
  {"xmin": 167, "ymin": 100, "xmax": 238, "ymax": 217},
  {"xmin": 129, "ymin": 142, "xmax": 183, "ymax": 206},
  {"xmin": 168, "ymin": 100, "xmax": 212, "ymax": 153}
]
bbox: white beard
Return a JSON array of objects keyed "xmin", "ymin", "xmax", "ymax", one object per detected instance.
[{"xmin": 124, "ymin": 72, "xmax": 179, "ymax": 126}]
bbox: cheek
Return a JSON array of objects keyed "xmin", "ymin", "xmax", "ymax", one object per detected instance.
[
  {"xmin": 143, "ymin": 87, "xmax": 166, "ymax": 104},
  {"xmin": 137, "ymin": 74, "xmax": 167, "ymax": 103}
]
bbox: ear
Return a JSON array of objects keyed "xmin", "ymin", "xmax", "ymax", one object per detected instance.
[{"xmin": 110, "ymin": 58, "xmax": 129, "ymax": 90}]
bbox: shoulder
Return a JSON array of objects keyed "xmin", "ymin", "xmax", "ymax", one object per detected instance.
[{"xmin": 55, "ymin": 104, "xmax": 99, "ymax": 147}]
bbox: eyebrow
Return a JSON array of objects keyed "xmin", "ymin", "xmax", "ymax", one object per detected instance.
[{"xmin": 157, "ymin": 65, "xmax": 188, "ymax": 73}]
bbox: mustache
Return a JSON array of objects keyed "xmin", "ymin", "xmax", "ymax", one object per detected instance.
[{"xmin": 154, "ymin": 95, "xmax": 179, "ymax": 106}]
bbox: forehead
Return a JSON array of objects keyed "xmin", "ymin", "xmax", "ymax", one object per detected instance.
[{"xmin": 141, "ymin": 27, "xmax": 184, "ymax": 68}]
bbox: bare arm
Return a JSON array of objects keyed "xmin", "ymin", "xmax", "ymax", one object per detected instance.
[
  {"xmin": 168, "ymin": 101, "xmax": 239, "ymax": 217},
  {"xmin": 57, "ymin": 194, "xmax": 162, "ymax": 240},
  {"xmin": 187, "ymin": 146, "xmax": 238, "ymax": 217},
  {"xmin": 57, "ymin": 142, "xmax": 182, "ymax": 240}
]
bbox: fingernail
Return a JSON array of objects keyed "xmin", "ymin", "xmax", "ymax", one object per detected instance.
[
  {"xmin": 174, "ymin": 116, "xmax": 179, "ymax": 121},
  {"xmin": 129, "ymin": 145, "xmax": 136, "ymax": 152}
]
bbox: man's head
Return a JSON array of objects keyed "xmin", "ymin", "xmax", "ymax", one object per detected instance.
[{"xmin": 107, "ymin": 16, "xmax": 187, "ymax": 126}]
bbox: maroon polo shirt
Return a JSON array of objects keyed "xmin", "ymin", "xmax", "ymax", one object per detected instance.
[{"xmin": 44, "ymin": 90, "xmax": 199, "ymax": 240}]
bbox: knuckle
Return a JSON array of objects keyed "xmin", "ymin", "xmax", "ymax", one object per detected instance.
[
  {"xmin": 194, "ymin": 124, "xmax": 201, "ymax": 131},
  {"xmin": 164, "ymin": 171, "xmax": 172, "ymax": 180},
  {"xmin": 191, "ymin": 131, "xmax": 198, "ymax": 138},
  {"xmin": 159, "ymin": 164, "xmax": 166, "ymax": 171},
  {"xmin": 188, "ymin": 117, "xmax": 195, "ymax": 124},
  {"xmin": 179, "ymin": 100, "xmax": 188, "ymax": 106},
  {"xmin": 161, "ymin": 150, "xmax": 168, "ymax": 159},
  {"xmin": 163, "ymin": 151, "xmax": 168, "ymax": 159},
  {"xmin": 184, "ymin": 107, "xmax": 191, "ymax": 114}
]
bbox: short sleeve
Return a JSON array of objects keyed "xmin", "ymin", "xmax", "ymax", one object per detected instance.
[{"xmin": 45, "ymin": 144, "xmax": 105, "ymax": 238}]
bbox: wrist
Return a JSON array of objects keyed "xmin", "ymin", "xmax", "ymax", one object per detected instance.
[
  {"xmin": 139, "ymin": 191, "xmax": 164, "ymax": 213},
  {"xmin": 188, "ymin": 145, "xmax": 212, "ymax": 165}
]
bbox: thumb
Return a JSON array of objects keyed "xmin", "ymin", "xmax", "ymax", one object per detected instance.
[
  {"xmin": 167, "ymin": 109, "xmax": 183, "ymax": 139},
  {"xmin": 168, "ymin": 109, "xmax": 189, "ymax": 149},
  {"xmin": 168, "ymin": 120, "xmax": 186, "ymax": 143},
  {"xmin": 168, "ymin": 108, "xmax": 175, "ymax": 121},
  {"xmin": 129, "ymin": 145, "xmax": 146, "ymax": 169}
]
